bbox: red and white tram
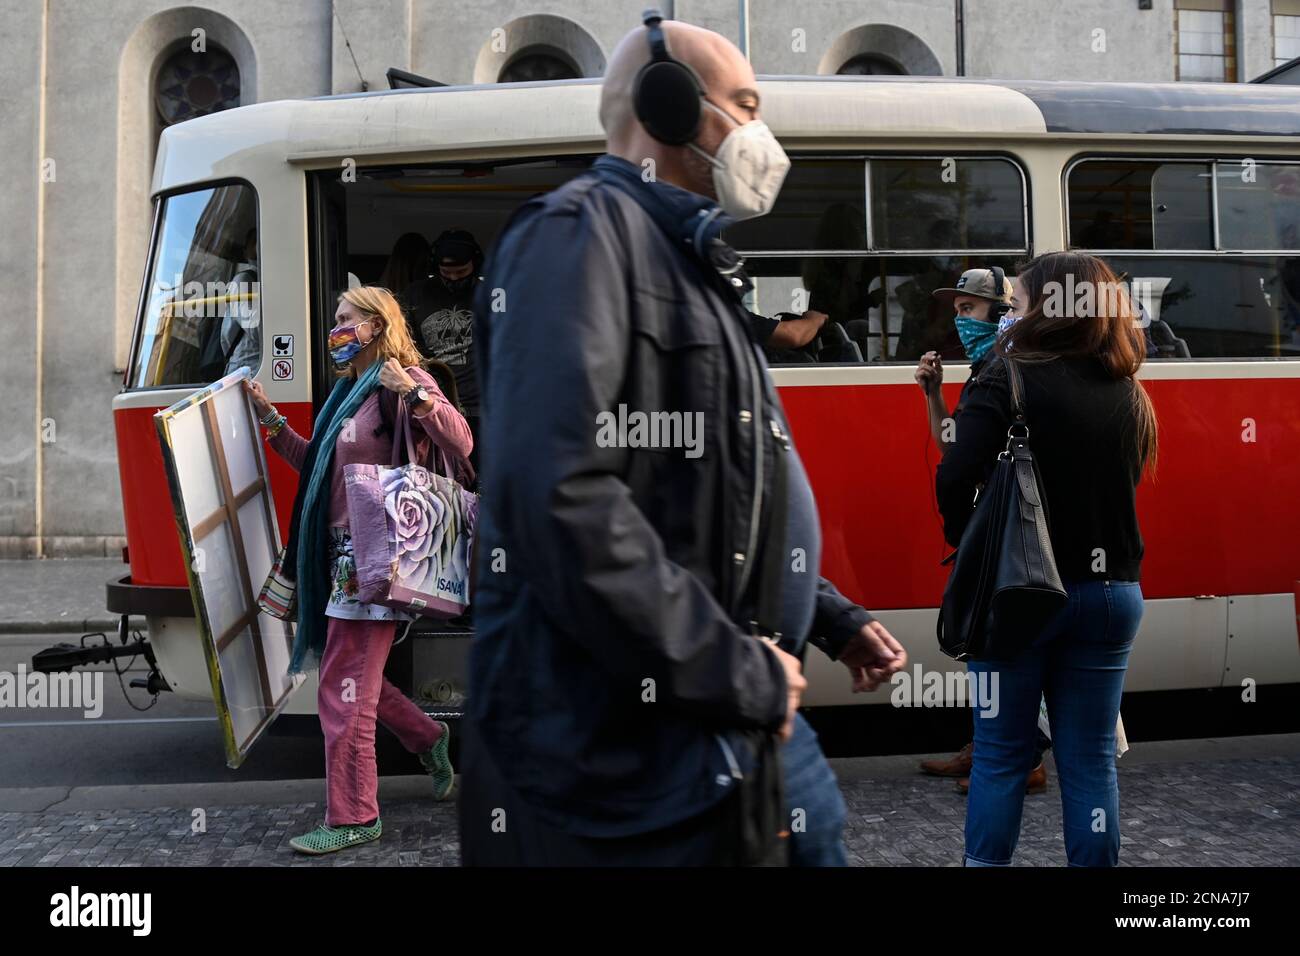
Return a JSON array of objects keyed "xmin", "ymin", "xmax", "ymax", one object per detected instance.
[{"xmin": 105, "ymin": 76, "xmax": 1300, "ymax": 758}]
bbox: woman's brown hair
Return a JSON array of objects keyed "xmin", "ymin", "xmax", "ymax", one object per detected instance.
[{"xmin": 997, "ymin": 251, "xmax": 1158, "ymax": 472}]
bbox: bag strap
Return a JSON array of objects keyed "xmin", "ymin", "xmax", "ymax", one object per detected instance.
[
  {"xmin": 391, "ymin": 390, "xmax": 477, "ymax": 486},
  {"xmin": 1004, "ymin": 355, "xmax": 1027, "ymax": 428},
  {"xmin": 752, "ymin": 411, "xmax": 790, "ymax": 641},
  {"xmin": 390, "ymin": 398, "xmax": 420, "ymax": 468}
]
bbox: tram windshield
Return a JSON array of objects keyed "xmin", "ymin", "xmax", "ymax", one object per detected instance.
[{"xmin": 128, "ymin": 182, "xmax": 260, "ymax": 389}]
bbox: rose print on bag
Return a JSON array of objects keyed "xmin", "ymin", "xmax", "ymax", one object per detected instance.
[
  {"xmin": 381, "ymin": 468, "xmax": 448, "ymax": 588},
  {"xmin": 344, "ymin": 452, "xmax": 476, "ymax": 618},
  {"xmin": 449, "ymin": 491, "xmax": 478, "ymax": 586}
]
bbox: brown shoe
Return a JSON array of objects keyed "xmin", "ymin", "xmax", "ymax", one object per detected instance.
[
  {"xmin": 956, "ymin": 761, "xmax": 1049, "ymax": 795},
  {"xmin": 919, "ymin": 742, "xmax": 973, "ymax": 777}
]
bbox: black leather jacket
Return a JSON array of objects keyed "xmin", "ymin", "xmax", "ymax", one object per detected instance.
[{"xmin": 469, "ymin": 155, "xmax": 875, "ymax": 838}]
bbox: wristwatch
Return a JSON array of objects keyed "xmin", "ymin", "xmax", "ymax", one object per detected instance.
[{"xmin": 402, "ymin": 385, "xmax": 430, "ymax": 410}]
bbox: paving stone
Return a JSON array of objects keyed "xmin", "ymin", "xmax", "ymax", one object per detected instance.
[{"xmin": 1, "ymin": 754, "xmax": 1297, "ymax": 866}]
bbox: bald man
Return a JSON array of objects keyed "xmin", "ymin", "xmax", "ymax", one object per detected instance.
[{"xmin": 462, "ymin": 12, "xmax": 906, "ymax": 867}]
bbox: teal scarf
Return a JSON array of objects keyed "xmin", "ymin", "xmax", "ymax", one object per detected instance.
[{"xmin": 287, "ymin": 361, "xmax": 384, "ymax": 674}]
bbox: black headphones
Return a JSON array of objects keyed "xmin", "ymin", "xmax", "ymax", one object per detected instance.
[
  {"xmin": 633, "ymin": 9, "xmax": 706, "ymax": 145},
  {"xmin": 987, "ymin": 265, "xmax": 1011, "ymax": 321}
]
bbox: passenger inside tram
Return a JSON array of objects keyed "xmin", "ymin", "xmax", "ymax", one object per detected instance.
[{"xmin": 377, "ymin": 232, "xmax": 433, "ymax": 314}]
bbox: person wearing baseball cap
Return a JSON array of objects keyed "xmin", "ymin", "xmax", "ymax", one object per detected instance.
[
  {"xmin": 914, "ymin": 267, "xmax": 1013, "ymax": 447},
  {"xmin": 915, "ymin": 265, "xmax": 1052, "ymax": 797}
]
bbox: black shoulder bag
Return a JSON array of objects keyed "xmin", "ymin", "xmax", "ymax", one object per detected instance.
[{"xmin": 937, "ymin": 356, "xmax": 1067, "ymax": 661}]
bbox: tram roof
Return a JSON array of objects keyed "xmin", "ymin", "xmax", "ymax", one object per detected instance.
[{"xmin": 152, "ymin": 75, "xmax": 1300, "ymax": 195}]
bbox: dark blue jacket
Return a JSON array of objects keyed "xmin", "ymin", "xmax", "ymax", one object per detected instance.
[{"xmin": 470, "ymin": 155, "xmax": 874, "ymax": 838}]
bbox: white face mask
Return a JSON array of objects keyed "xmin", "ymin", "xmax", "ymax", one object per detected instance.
[{"xmin": 688, "ymin": 100, "xmax": 791, "ymax": 221}]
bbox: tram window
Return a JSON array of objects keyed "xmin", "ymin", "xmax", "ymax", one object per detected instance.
[
  {"xmin": 722, "ymin": 160, "xmax": 866, "ymax": 252},
  {"xmin": 743, "ymin": 255, "xmax": 1024, "ymax": 365},
  {"xmin": 1216, "ymin": 162, "xmax": 1300, "ymax": 250},
  {"xmin": 1104, "ymin": 256, "xmax": 1300, "ymax": 359},
  {"xmin": 128, "ymin": 183, "xmax": 260, "ymax": 389},
  {"xmin": 723, "ymin": 156, "xmax": 1027, "ymax": 253},
  {"xmin": 868, "ymin": 158, "xmax": 1026, "ymax": 251},
  {"xmin": 1067, "ymin": 160, "xmax": 1214, "ymax": 250}
]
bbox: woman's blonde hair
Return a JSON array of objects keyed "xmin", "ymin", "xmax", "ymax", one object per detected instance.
[{"xmin": 337, "ymin": 286, "xmax": 425, "ymax": 372}]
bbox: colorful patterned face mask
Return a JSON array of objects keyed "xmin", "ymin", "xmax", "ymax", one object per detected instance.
[
  {"xmin": 955, "ymin": 316, "xmax": 999, "ymax": 361},
  {"xmin": 998, "ymin": 313, "xmax": 1023, "ymax": 351},
  {"xmin": 327, "ymin": 320, "xmax": 373, "ymax": 367}
]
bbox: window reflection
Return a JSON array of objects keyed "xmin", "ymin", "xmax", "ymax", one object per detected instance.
[
  {"xmin": 722, "ymin": 161, "xmax": 866, "ymax": 252},
  {"xmin": 724, "ymin": 157, "xmax": 1025, "ymax": 253},
  {"xmin": 1067, "ymin": 160, "xmax": 1214, "ymax": 250},
  {"xmin": 869, "ymin": 158, "xmax": 1025, "ymax": 250},
  {"xmin": 131, "ymin": 184, "xmax": 260, "ymax": 389},
  {"xmin": 1216, "ymin": 163, "xmax": 1300, "ymax": 250}
]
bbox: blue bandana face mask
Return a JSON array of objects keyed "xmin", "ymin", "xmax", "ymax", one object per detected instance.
[{"xmin": 955, "ymin": 316, "xmax": 998, "ymax": 361}]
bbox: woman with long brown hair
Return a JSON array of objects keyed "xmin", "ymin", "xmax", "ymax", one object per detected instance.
[
  {"xmin": 246, "ymin": 286, "xmax": 472, "ymax": 855},
  {"xmin": 936, "ymin": 252, "xmax": 1157, "ymax": 867}
]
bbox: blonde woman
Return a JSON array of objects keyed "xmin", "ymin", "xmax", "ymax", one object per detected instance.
[{"xmin": 245, "ymin": 286, "xmax": 472, "ymax": 855}]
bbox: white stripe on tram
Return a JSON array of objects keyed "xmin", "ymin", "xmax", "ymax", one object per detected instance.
[{"xmin": 771, "ymin": 360, "xmax": 1300, "ymax": 388}]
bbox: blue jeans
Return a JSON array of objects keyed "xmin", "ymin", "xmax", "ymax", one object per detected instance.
[
  {"xmin": 964, "ymin": 579, "xmax": 1142, "ymax": 867},
  {"xmin": 784, "ymin": 712, "xmax": 848, "ymax": 866}
]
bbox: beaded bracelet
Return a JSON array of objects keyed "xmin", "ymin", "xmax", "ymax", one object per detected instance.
[
  {"xmin": 264, "ymin": 414, "xmax": 287, "ymax": 438},
  {"xmin": 258, "ymin": 406, "xmax": 281, "ymax": 426}
]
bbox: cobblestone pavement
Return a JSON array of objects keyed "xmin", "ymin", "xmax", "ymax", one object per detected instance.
[
  {"xmin": 842, "ymin": 754, "xmax": 1300, "ymax": 866},
  {"xmin": 1, "ymin": 751, "xmax": 1296, "ymax": 866}
]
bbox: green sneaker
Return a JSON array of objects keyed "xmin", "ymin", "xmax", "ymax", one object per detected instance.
[
  {"xmin": 288, "ymin": 819, "xmax": 382, "ymax": 856},
  {"xmin": 418, "ymin": 721, "xmax": 455, "ymax": 800}
]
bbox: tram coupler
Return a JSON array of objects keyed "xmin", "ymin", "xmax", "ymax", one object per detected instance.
[{"xmin": 30, "ymin": 615, "xmax": 170, "ymax": 695}]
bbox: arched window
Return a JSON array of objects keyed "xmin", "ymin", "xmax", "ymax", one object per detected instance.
[
  {"xmin": 498, "ymin": 45, "xmax": 580, "ymax": 83},
  {"xmin": 472, "ymin": 14, "xmax": 604, "ymax": 84},
  {"xmin": 155, "ymin": 46, "xmax": 241, "ymax": 127},
  {"xmin": 819, "ymin": 25, "xmax": 942, "ymax": 77},
  {"xmin": 837, "ymin": 53, "xmax": 906, "ymax": 76}
]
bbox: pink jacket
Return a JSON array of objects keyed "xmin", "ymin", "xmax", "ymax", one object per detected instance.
[{"xmin": 268, "ymin": 366, "xmax": 472, "ymax": 529}]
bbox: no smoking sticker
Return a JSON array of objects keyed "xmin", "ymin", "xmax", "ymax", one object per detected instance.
[{"xmin": 272, "ymin": 359, "xmax": 293, "ymax": 381}]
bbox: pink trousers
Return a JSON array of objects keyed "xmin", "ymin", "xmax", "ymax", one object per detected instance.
[{"xmin": 318, "ymin": 617, "xmax": 443, "ymax": 825}]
